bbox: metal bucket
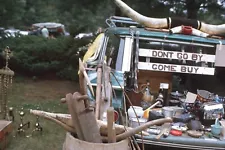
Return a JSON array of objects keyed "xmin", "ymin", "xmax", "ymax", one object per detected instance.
[
  {"xmin": 162, "ymin": 107, "xmax": 174, "ymax": 118},
  {"xmin": 63, "ymin": 132, "xmax": 130, "ymax": 150}
]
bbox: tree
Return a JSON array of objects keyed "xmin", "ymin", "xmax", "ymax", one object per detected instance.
[{"xmin": 0, "ymin": 0, "xmax": 26, "ymax": 27}]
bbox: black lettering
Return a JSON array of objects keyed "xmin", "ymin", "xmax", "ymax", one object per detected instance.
[
  {"xmin": 164, "ymin": 65, "xmax": 170, "ymax": 71},
  {"xmin": 171, "ymin": 65, "xmax": 176, "ymax": 72},
  {"xmin": 152, "ymin": 64, "xmax": 157, "ymax": 70},
  {"xmin": 187, "ymin": 67, "xmax": 193, "ymax": 73},
  {"xmin": 183, "ymin": 53, "xmax": 188, "ymax": 59},
  {"xmin": 158, "ymin": 65, "xmax": 164, "ymax": 70},
  {"xmin": 194, "ymin": 67, "xmax": 199, "ymax": 73},
  {"xmin": 168, "ymin": 52, "xmax": 174, "ymax": 58},
  {"xmin": 163, "ymin": 52, "xmax": 169, "ymax": 58},
  {"xmin": 152, "ymin": 51, "xmax": 157, "ymax": 57},
  {"xmin": 181, "ymin": 66, "xmax": 186, "ymax": 72},
  {"xmin": 158, "ymin": 51, "xmax": 163, "ymax": 57},
  {"xmin": 177, "ymin": 53, "xmax": 182, "ymax": 59},
  {"xmin": 199, "ymin": 55, "xmax": 203, "ymax": 61},
  {"xmin": 192, "ymin": 54, "xmax": 197, "ymax": 61}
]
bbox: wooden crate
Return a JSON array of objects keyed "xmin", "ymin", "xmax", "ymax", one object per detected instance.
[
  {"xmin": 0, "ymin": 120, "xmax": 13, "ymax": 150},
  {"xmin": 137, "ymin": 70, "xmax": 172, "ymax": 93},
  {"xmin": 127, "ymin": 70, "xmax": 172, "ymax": 107}
]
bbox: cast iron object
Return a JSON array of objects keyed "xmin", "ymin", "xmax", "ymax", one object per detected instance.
[{"xmin": 197, "ymin": 89, "xmax": 214, "ymax": 102}]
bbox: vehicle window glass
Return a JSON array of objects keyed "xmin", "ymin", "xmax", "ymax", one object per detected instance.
[{"xmin": 104, "ymin": 34, "xmax": 120, "ymax": 69}]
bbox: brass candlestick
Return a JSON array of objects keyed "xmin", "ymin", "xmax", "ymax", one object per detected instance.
[
  {"xmin": 31, "ymin": 116, "xmax": 42, "ymax": 134},
  {"xmin": 17, "ymin": 108, "xmax": 30, "ymax": 134}
]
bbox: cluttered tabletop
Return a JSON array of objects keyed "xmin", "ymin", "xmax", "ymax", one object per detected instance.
[{"xmin": 129, "ymin": 89, "xmax": 225, "ymax": 149}]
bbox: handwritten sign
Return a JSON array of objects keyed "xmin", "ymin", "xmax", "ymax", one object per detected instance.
[
  {"xmin": 138, "ymin": 62, "xmax": 215, "ymax": 75},
  {"xmin": 139, "ymin": 49, "xmax": 215, "ymax": 62}
]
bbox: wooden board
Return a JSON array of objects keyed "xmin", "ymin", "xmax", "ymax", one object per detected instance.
[
  {"xmin": 66, "ymin": 93, "xmax": 85, "ymax": 140},
  {"xmin": 71, "ymin": 92, "xmax": 102, "ymax": 143},
  {"xmin": 0, "ymin": 120, "xmax": 12, "ymax": 150},
  {"xmin": 138, "ymin": 62, "xmax": 215, "ymax": 75},
  {"xmin": 138, "ymin": 70, "xmax": 172, "ymax": 93},
  {"xmin": 100, "ymin": 66, "xmax": 112, "ymax": 120},
  {"xmin": 139, "ymin": 48, "xmax": 215, "ymax": 62}
]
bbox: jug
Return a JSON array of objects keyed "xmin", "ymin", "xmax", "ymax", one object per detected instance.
[{"xmin": 211, "ymin": 118, "xmax": 222, "ymax": 135}]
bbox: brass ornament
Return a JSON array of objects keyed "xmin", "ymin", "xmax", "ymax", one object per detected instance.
[
  {"xmin": 31, "ymin": 116, "xmax": 43, "ymax": 135},
  {"xmin": 0, "ymin": 46, "xmax": 14, "ymax": 119}
]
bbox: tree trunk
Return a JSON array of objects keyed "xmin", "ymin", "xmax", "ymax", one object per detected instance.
[{"xmin": 185, "ymin": 0, "xmax": 201, "ymax": 19}]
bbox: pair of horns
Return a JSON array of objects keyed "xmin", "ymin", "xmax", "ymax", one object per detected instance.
[{"xmin": 114, "ymin": 0, "xmax": 225, "ymax": 35}]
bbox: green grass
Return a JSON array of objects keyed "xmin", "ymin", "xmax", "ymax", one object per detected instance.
[{"xmin": 5, "ymin": 77, "xmax": 78, "ymax": 150}]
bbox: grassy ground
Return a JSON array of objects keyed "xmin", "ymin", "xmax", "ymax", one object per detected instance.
[{"xmin": 6, "ymin": 77, "xmax": 79, "ymax": 150}]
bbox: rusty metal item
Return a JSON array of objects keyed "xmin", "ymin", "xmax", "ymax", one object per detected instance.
[
  {"xmin": 155, "ymin": 123, "xmax": 171, "ymax": 140},
  {"xmin": 187, "ymin": 130, "xmax": 204, "ymax": 138},
  {"xmin": 197, "ymin": 89, "xmax": 214, "ymax": 102}
]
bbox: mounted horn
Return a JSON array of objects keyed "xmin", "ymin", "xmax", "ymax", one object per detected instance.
[
  {"xmin": 114, "ymin": 0, "xmax": 168, "ymax": 29},
  {"xmin": 200, "ymin": 23, "xmax": 225, "ymax": 35},
  {"xmin": 114, "ymin": 0, "xmax": 225, "ymax": 35}
]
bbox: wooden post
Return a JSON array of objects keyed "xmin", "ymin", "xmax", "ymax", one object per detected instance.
[
  {"xmin": 79, "ymin": 62, "xmax": 87, "ymax": 95},
  {"xmin": 79, "ymin": 58, "xmax": 94, "ymax": 97},
  {"xmin": 95, "ymin": 64, "xmax": 102, "ymax": 119},
  {"xmin": 100, "ymin": 65, "xmax": 112, "ymax": 120},
  {"xmin": 107, "ymin": 107, "xmax": 116, "ymax": 143}
]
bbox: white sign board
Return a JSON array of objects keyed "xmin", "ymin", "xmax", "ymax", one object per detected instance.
[
  {"xmin": 139, "ymin": 48, "xmax": 215, "ymax": 62},
  {"xmin": 138, "ymin": 62, "xmax": 215, "ymax": 75}
]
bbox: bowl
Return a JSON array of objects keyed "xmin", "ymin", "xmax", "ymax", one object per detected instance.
[{"xmin": 129, "ymin": 118, "xmax": 147, "ymax": 128}]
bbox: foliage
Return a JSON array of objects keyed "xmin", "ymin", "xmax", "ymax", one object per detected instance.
[
  {"xmin": 0, "ymin": 0, "xmax": 225, "ymax": 32},
  {"xmin": 0, "ymin": 0, "xmax": 224, "ymax": 80},
  {"xmin": 0, "ymin": 36, "xmax": 91, "ymax": 80}
]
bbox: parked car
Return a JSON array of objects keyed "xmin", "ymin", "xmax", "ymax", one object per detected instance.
[
  {"xmin": 0, "ymin": 28, "xmax": 29, "ymax": 39},
  {"xmin": 30, "ymin": 22, "xmax": 70, "ymax": 37}
]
